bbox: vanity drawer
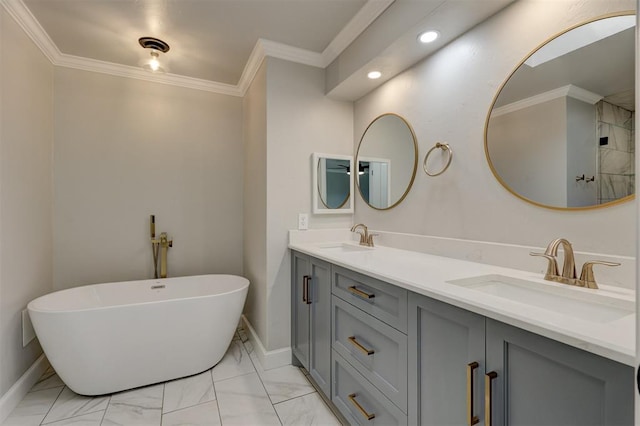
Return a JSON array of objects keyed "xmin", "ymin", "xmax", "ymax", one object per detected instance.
[
  {"xmin": 332, "ymin": 296, "xmax": 407, "ymax": 412},
  {"xmin": 332, "ymin": 350, "xmax": 407, "ymax": 426},
  {"xmin": 332, "ymin": 265, "xmax": 407, "ymax": 333}
]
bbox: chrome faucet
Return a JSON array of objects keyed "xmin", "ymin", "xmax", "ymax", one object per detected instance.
[
  {"xmin": 350, "ymin": 223, "xmax": 377, "ymax": 247},
  {"xmin": 530, "ymin": 238, "xmax": 619, "ymax": 289}
]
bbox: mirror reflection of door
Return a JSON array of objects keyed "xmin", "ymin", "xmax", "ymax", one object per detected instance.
[
  {"xmin": 318, "ymin": 158, "xmax": 350, "ymax": 209},
  {"xmin": 358, "ymin": 158, "xmax": 391, "ymax": 209}
]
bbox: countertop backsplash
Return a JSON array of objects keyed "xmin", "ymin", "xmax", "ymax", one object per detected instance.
[{"xmin": 289, "ymin": 229, "xmax": 635, "ymax": 290}]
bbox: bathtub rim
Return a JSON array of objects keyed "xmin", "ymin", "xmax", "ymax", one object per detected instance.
[{"xmin": 28, "ymin": 274, "xmax": 249, "ymax": 314}]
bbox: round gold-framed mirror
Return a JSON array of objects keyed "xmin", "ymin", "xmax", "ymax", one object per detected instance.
[
  {"xmin": 356, "ymin": 113, "xmax": 418, "ymax": 210},
  {"xmin": 485, "ymin": 12, "xmax": 635, "ymax": 210}
]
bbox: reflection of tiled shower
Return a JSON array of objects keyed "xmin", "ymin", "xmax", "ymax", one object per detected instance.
[{"xmin": 597, "ymin": 100, "xmax": 635, "ymax": 204}]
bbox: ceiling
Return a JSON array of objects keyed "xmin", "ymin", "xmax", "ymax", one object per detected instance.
[
  {"xmin": 22, "ymin": 0, "xmax": 370, "ymax": 85},
  {"xmin": 3, "ymin": 0, "xmax": 515, "ymax": 99}
]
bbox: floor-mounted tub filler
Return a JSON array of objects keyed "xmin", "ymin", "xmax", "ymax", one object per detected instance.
[{"xmin": 27, "ymin": 274, "xmax": 249, "ymax": 395}]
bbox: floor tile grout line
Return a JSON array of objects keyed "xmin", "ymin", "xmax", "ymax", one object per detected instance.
[
  {"xmin": 98, "ymin": 398, "xmax": 109, "ymax": 426},
  {"xmin": 161, "ymin": 396, "xmax": 219, "ymax": 416},
  {"xmin": 212, "ymin": 369, "xmax": 256, "ymax": 385},
  {"xmin": 159, "ymin": 382, "xmax": 166, "ymax": 426},
  {"xmin": 160, "ymin": 373, "xmax": 217, "ymax": 415},
  {"xmin": 272, "ymin": 389, "xmax": 318, "ymax": 406},
  {"xmin": 210, "ymin": 369, "xmax": 223, "ymax": 426},
  {"xmin": 37, "ymin": 385, "xmax": 65, "ymax": 426},
  {"xmin": 246, "ymin": 355, "xmax": 283, "ymax": 423},
  {"xmin": 41, "ymin": 407, "xmax": 106, "ymax": 425}
]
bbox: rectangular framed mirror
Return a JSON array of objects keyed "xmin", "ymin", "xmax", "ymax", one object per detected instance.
[{"xmin": 312, "ymin": 153, "xmax": 354, "ymax": 214}]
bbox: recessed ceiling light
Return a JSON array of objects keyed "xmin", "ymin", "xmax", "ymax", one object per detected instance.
[
  {"xmin": 418, "ymin": 30, "xmax": 439, "ymax": 43},
  {"xmin": 367, "ymin": 71, "xmax": 382, "ymax": 79}
]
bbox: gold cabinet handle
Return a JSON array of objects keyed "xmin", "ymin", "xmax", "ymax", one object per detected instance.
[
  {"xmin": 485, "ymin": 371, "xmax": 498, "ymax": 426},
  {"xmin": 466, "ymin": 362, "xmax": 479, "ymax": 426},
  {"xmin": 348, "ymin": 336, "xmax": 375, "ymax": 356},
  {"xmin": 348, "ymin": 285, "xmax": 375, "ymax": 299},
  {"xmin": 348, "ymin": 393, "xmax": 375, "ymax": 421},
  {"xmin": 303, "ymin": 275, "xmax": 311, "ymax": 304}
]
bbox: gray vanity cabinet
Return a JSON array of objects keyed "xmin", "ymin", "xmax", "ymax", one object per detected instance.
[
  {"xmin": 408, "ymin": 294, "xmax": 486, "ymax": 425},
  {"xmin": 291, "ymin": 252, "xmax": 634, "ymax": 426},
  {"xmin": 291, "ymin": 251, "xmax": 332, "ymax": 396},
  {"xmin": 408, "ymin": 292, "xmax": 633, "ymax": 426},
  {"xmin": 485, "ymin": 319, "xmax": 633, "ymax": 426}
]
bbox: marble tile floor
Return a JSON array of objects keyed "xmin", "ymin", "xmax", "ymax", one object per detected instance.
[{"xmin": 3, "ymin": 330, "xmax": 342, "ymax": 426}]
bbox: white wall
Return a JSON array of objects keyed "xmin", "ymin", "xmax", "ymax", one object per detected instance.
[
  {"xmin": 243, "ymin": 61, "xmax": 268, "ymax": 347},
  {"xmin": 354, "ymin": 0, "xmax": 635, "ymax": 256},
  {"xmin": 489, "ymin": 98, "xmax": 567, "ymax": 206},
  {"xmin": 264, "ymin": 57, "xmax": 353, "ymax": 350},
  {"xmin": 566, "ymin": 97, "xmax": 597, "ymax": 207},
  {"xmin": 53, "ymin": 68, "xmax": 243, "ymax": 289},
  {"xmin": 0, "ymin": 7, "xmax": 53, "ymax": 396}
]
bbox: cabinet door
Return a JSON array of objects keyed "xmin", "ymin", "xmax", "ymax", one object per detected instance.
[
  {"xmin": 485, "ymin": 319, "xmax": 633, "ymax": 426},
  {"xmin": 409, "ymin": 294, "xmax": 485, "ymax": 425},
  {"xmin": 291, "ymin": 251, "xmax": 310, "ymax": 369},
  {"xmin": 309, "ymin": 257, "xmax": 332, "ymax": 396}
]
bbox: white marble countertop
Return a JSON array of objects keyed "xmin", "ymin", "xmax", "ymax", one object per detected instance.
[{"xmin": 289, "ymin": 236, "xmax": 635, "ymax": 367}]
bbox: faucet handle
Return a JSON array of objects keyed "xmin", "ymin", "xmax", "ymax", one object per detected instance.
[
  {"xmin": 530, "ymin": 252, "xmax": 559, "ymax": 278},
  {"xmin": 579, "ymin": 261, "xmax": 620, "ymax": 289},
  {"xmin": 366, "ymin": 233, "xmax": 379, "ymax": 247}
]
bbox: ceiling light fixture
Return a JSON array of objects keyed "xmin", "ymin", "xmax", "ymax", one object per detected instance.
[
  {"xmin": 418, "ymin": 30, "xmax": 439, "ymax": 43},
  {"xmin": 138, "ymin": 37, "xmax": 170, "ymax": 74},
  {"xmin": 367, "ymin": 71, "xmax": 382, "ymax": 79}
]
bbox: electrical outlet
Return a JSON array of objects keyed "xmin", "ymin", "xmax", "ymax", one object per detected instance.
[{"xmin": 298, "ymin": 213, "xmax": 308, "ymax": 230}]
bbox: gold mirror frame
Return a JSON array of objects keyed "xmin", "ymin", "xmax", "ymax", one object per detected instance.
[
  {"xmin": 484, "ymin": 11, "xmax": 636, "ymax": 211},
  {"xmin": 355, "ymin": 113, "xmax": 419, "ymax": 210}
]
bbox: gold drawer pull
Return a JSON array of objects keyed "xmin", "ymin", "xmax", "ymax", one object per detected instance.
[
  {"xmin": 348, "ymin": 393, "xmax": 375, "ymax": 421},
  {"xmin": 348, "ymin": 285, "xmax": 375, "ymax": 299},
  {"xmin": 485, "ymin": 371, "xmax": 498, "ymax": 426},
  {"xmin": 466, "ymin": 362, "xmax": 479, "ymax": 426},
  {"xmin": 348, "ymin": 336, "xmax": 375, "ymax": 356}
]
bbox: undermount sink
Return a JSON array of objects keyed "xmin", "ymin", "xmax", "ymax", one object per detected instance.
[
  {"xmin": 317, "ymin": 243, "xmax": 372, "ymax": 253},
  {"xmin": 447, "ymin": 274, "xmax": 634, "ymax": 323}
]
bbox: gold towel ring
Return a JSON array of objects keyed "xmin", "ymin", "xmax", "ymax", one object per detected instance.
[{"xmin": 423, "ymin": 142, "xmax": 453, "ymax": 177}]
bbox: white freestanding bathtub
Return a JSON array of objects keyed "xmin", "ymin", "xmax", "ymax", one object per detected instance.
[{"xmin": 28, "ymin": 274, "xmax": 249, "ymax": 396}]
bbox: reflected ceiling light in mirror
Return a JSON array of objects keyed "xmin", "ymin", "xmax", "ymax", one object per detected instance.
[
  {"xmin": 418, "ymin": 30, "xmax": 439, "ymax": 43},
  {"xmin": 367, "ymin": 71, "xmax": 382, "ymax": 79},
  {"xmin": 139, "ymin": 37, "xmax": 170, "ymax": 73}
]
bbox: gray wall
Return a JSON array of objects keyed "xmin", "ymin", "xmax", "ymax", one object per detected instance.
[
  {"xmin": 53, "ymin": 68, "xmax": 244, "ymax": 289},
  {"xmin": 353, "ymin": 0, "xmax": 635, "ymax": 256},
  {"xmin": 0, "ymin": 7, "xmax": 54, "ymax": 396}
]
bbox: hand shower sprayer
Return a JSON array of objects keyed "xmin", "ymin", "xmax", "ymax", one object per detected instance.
[{"xmin": 149, "ymin": 215, "xmax": 173, "ymax": 279}]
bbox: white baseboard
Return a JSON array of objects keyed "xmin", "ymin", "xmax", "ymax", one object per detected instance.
[
  {"xmin": 240, "ymin": 315, "xmax": 291, "ymax": 371},
  {"xmin": 0, "ymin": 354, "xmax": 49, "ymax": 423}
]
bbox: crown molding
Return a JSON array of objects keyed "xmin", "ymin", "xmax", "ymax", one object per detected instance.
[
  {"xmin": 491, "ymin": 84, "xmax": 603, "ymax": 117},
  {"xmin": 56, "ymin": 54, "xmax": 242, "ymax": 96},
  {"xmin": 1, "ymin": 0, "xmax": 391, "ymax": 97},
  {"xmin": 1, "ymin": 0, "xmax": 59, "ymax": 62}
]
